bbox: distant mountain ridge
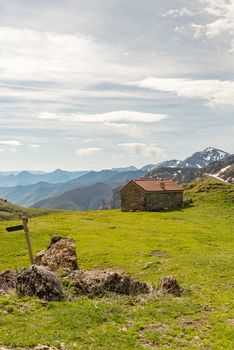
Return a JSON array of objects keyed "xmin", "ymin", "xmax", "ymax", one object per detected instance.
[
  {"xmin": 149, "ymin": 147, "xmax": 229, "ymax": 171},
  {"xmin": 0, "ymin": 166, "xmax": 140, "ymax": 187},
  {"xmin": 148, "ymin": 152, "xmax": 233, "ymax": 185},
  {"xmin": 181, "ymin": 147, "xmax": 228, "ymax": 168},
  {"xmin": 150, "ymin": 160, "xmax": 183, "ymax": 169},
  {"xmin": 0, "ymin": 169, "xmax": 147, "ymax": 207},
  {"xmin": 0, "ymin": 169, "xmax": 89, "ymax": 187},
  {"xmin": 33, "ymin": 154, "xmax": 234, "ymax": 211},
  {"xmin": 33, "ymin": 182, "xmax": 113, "ymax": 210},
  {"xmin": 0, "ymin": 147, "xmax": 232, "ymax": 211}
]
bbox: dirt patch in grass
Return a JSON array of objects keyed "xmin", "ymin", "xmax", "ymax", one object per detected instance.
[
  {"xmin": 137, "ymin": 322, "xmax": 170, "ymax": 348},
  {"xmin": 149, "ymin": 250, "xmax": 169, "ymax": 258},
  {"xmin": 145, "ymin": 322, "xmax": 169, "ymax": 332},
  {"xmin": 226, "ymin": 319, "xmax": 234, "ymax": 325},
  {"xmin": 179, "ymin": 316, "xmax": 210, "ymax": 330}
]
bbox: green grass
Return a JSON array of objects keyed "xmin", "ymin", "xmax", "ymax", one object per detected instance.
[
  {"xmin": 0, "ymin": 178, "xmax": 233, "ymax": 349},
  {"xmin": 0, "ymin": 199, "xmax": 53, "ymax": 221}
]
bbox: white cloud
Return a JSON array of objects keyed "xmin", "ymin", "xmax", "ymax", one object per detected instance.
[
  {"xmin": 192, "ymin": 0, "xmax": 234, "ymax": 45},
  {"xmin": 205, "ymin": 18, "xmax": 234, "ymax": 39},
  {"xmin": 0, "ymin": 24, "xmax": 194, "ymax": 99},
  {"xmin": 162, "ymin": 8, "xmax": 195, "ymax": 18},
  {"xmin": 132, "ymin": 77, "xmax": 234, "ymax": 107},
  {"xmin": 76, "ymin": 147, "xmax": 102, "ymax": 157},
  {"xmin": 38, "ymin": 110, "xmax": 169, "ymax": 124},
  {"xmin": 0, "ymin": 26, "xmax": 166, "ymax": 90},
  {"xmin": 201, "ymin": 0, "xmax": 234, "ymax": 17},
  {"xmin": 191, "ymin": 23, "xmax": 205, "ymax": 39},
  {"xmin": 0, "ymin": 26, "xmax": 129, "ymax": 87},
  {"xmin": 118, "ymin": 143, "xmax": 165, "ymax": 158},
  {"xmin": 29, "ymin": 144, "xmax": 40, "ymax": 148},
  {"xmin": 230, "ymin": 40, "xmax": 234, "ymax": 52},
  {"xmin": 175, "ymin": 26, "xmax": 186, "ymax": 34},
  {"xmin": 0, "ymin": 140, "xmax": 22, "ymax": 146},
  {"xmin": 38, "ymin": 113, "xmax": 58, "ymax": 120},
  {"xmin": 7, "ymin": 148, "xmax": 18, "ymax": 154}
]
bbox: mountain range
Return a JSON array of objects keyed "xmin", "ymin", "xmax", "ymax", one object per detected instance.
[
  {"xmin": 33, "ymin": 183, "xmax": 113, "ymax": 211},
  {"xmin": 0, "ymin": 147, "xmax": 232, "ymax": 211},
  {"xmin": 148, "ymin": 153, "xmax": 234, "ymax": 184},
  {"xmin": 148, "ymin": 147, "xmax": 228, "ymax": 170},
  {"xmin": 0, "ymin": 169, "xmax": 88, "ymax": 187},
  {"xmin": 0, "ymin": 169, "xmax": 146, "ymax": 207}
]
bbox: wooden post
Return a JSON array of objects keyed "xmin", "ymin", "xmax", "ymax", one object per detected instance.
[{"xmin": 22, "ymin": 215, "xmax": 34, "ymax": 264}]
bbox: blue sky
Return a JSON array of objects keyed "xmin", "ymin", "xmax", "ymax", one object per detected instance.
[{"xmin": 0, "ymin": 0, "xmax": 233, "ymax": 170}]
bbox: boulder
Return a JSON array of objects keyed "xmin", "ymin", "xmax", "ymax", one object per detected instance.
[
  {"xmin": 68, "ymin": 269, "xmax": 150, "ymax": 297},
  {"xmin": 16, "ymin": 265, "xmax": 63, "ymax": 301},
  {"xmin": 0, "ymin": 269, "xmax": 16, "ymax": 293},
  {"xmin": 182, "ymin": 198, "xmax": 193, "ymax": 207},
  {"xmin": 159, "ymin": 276, "xmax": 182, "ymax": 296},
  {"xmin": 34, "ymin": 236, "xmax": 78, "ymax": 272}
]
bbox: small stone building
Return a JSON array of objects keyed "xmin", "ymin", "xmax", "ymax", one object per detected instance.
[{"xmin": 120, "ymin": 179, "xmax": 183, "ymax": 212}]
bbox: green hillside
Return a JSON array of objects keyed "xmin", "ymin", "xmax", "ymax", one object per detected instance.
[
  {"xmin": 0, "ymin": 198, "xmax": 53, "ymax": 220},
  {"xmin": 0, "ymin": 178, "xmax": 233, "ymax": 349},
  {"xmin": 184, "ymin": 177, "xmax": 234, "ymax": 207}
]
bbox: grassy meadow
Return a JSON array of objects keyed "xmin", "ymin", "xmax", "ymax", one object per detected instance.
[{"xmin": 0, "ymin": 178, "xmax": 233, "ymax": 349}]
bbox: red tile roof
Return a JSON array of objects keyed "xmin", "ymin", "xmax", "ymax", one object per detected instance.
[{"xmin": 122, "ymin": 178, "xmax": 183, "ymax": 192}]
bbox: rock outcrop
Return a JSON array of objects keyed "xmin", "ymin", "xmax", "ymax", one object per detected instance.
[
  {"xmin": 159, "ymin": 276, "xmax": 182, "ymax": 296},
  {"xmin": 16, "ymin": 265, "xmax": 63, "ymax": 301},
  {"xmin": 35, "ymin": 236, "xmax": 78, "ymax": 272},
  {"xmin": 0, "ymin": 269, "xmax": 16, "ymax": 293},
  {"xmin": 68, "ymin": 269, "xmax": 150, "ymax": 297}
]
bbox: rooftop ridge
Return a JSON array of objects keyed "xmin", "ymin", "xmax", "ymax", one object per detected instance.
[
  {"xmin": 134, "ymin": 178, "xmax": 173, "ymax": 181},
  {"xmin": 120, "ymin": 177, "xmax": 183, "ymax": 192}
]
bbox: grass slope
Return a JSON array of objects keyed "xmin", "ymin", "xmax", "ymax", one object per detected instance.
[
  {"xmin": 0, "ymin": 199, "xmax": 53, "ymax": 220},
  {"xmin": 0, "ymin": 178, "xmax": 233, "ymax": 349}
]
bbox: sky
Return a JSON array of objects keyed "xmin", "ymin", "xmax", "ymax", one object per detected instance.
[{"xmin": 0, "ymin": 0, "xmax": 233, "ymax": 171}]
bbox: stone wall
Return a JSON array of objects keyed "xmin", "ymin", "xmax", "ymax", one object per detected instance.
[
  {"xmin": 121, "ymin": 183, "xmax": 145, "ymax": 211},
  {"xmin": 121, "ymin": 183, "xmax": 183, "ymax": 211},
  {"xmin": 144, "ymin": 191, "xmax": 183, "ymax": 211}
]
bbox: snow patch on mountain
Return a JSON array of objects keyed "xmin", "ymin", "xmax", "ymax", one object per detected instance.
[
  {"xmin": 210, "ymin": 165, "xmax": 234, "ymax": 184},
  {"xmin": 216, "ymin": 165, "xmax": 231, "ymax": 177},
  {"xmin": 148, "ymin": 159, "xmax": 183, "ymax": 171},
  {"xmin": 181, "ymin": 147, "xmax": 229, "ymax": 168},
  {"xmin": 204, "ymin": 173, "xmax": 227, "ymax": 183},
  {"xmin": 144, "ymin": 148, "xmax": 229, "ymax": 172}
]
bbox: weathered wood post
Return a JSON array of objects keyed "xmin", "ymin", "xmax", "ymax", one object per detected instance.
[{"xmin": 22, "ymin": 215, "xmax": 34, "ymax": 264}]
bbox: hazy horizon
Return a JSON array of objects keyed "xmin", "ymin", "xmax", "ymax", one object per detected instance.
[{"xmin": 0, "ymin": 146, "xmax": 230, "ymax": 173}]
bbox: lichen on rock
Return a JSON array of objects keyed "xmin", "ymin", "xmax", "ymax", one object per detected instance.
[
  {"xmin": 16, "ymin": 265, "xmax": 63, "ymax": 301},
  {"xmin": 0, "ymin": 269, "xmax": 16, "ymax": 294},
  {"xmin": 34, "ymin": 236, "xmax": 78, "ymax": 272}
]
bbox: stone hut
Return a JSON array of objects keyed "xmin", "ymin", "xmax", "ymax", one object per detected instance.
[{"xmin": 120, "ymin": 179, "xmax": 183, "ymax": 212}]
